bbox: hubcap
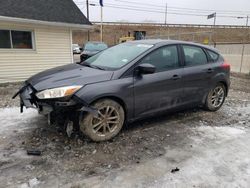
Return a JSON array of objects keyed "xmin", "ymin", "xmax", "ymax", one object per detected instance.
[
  {"xmin": 91, "ymin": 106, "xmax": 120, "ymax": 136},
  {"xmin": 210, "ymin": 86, "xmax": 225, "ymax": 108}
]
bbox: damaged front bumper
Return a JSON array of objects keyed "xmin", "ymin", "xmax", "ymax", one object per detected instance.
[
  {"xmin": 12, "ymin": 84, "xmax": 37, "ymax": 113},
  {"xmin": 12, "ymin": 84, "xmax": 97, "ymax": 116}
]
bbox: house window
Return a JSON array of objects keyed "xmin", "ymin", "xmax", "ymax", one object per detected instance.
[
  {"xmin": 0, "ymin": 30, "xmax": 11, "ymax": 48},
  {"xmin": 0, "ymin": 30, "xmax": 34, "ymax": 49}
]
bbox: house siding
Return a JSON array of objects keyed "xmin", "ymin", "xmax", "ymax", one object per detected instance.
[{"xmin": 0, "ymin": 21, "xmax": 72, "ymax": 83}]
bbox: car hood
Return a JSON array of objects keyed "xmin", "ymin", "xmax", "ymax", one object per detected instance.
[{"xmin": 27, "ymin": 63, "xmax": 113, "ymax": 91}]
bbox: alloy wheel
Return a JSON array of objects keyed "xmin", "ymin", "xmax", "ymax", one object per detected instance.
[
  {"xmin": 91, "ymin": 106, "xmax": 120, "ymax": 136},
  {"xmin": 210, "ymin": 86, "xmax": 225, "ymax": 108}
]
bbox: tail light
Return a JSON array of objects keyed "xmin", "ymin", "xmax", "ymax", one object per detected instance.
[{"xmin": 221, "ymin": 60, "xmax": 230, "ymax": 71}]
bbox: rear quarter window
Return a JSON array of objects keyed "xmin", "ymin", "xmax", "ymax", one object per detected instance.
[{"xmin": 207, "ymin": 50, "xmax": 219, "ymax": 62}]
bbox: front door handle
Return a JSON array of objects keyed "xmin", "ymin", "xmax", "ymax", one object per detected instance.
[{"xmin": 171, "ymin": 74, "xmax": 181, "ymax": 80}]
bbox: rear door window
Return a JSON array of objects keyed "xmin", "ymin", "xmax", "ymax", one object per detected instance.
[{"xmin": 182, "ymin": 45, "xmax": 208, "ymax": 66}]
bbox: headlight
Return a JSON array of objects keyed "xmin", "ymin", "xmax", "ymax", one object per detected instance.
[{"xmin": 36, "ymin": 85, "xmax": 82, "ymax": 99}]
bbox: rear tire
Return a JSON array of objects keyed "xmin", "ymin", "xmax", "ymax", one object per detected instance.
[
  {"xmin": 205, "ymin": 83, "xmax": 226, "ymax": 111},
  {"xmin": 79, "ymin": 99, "xmax": 125, "ymax": 142}
]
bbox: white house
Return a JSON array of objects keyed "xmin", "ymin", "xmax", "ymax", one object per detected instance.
[{"xmin": 0, "ymin": 0, "xmax": 92, "ymax": 83}]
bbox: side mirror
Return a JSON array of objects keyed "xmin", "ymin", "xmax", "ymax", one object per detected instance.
[{"xmin": 137, "ymin": 63, "xmax": 156, "ymax": 75}]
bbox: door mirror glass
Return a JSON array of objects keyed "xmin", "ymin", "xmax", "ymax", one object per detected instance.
[{"xmin": 137, "ymin": 63, "xmax": 156, "ymax": 74}]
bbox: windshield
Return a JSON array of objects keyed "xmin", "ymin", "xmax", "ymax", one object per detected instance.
[
  {"xmin": 84, "ymin": 42, "xmax": 108, "ymax": 51},
  {"xmin": 83, "ymin": 43, "xmax": 153, "ymax": 70}
]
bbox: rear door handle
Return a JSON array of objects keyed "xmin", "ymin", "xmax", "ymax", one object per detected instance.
[
  {"xmin": 171, "ymin": 74, "xmax": 181, "ymax": 80},
  {"xmin": 206, "ymin": 68, "xmax": 214, "ymax": 73}
]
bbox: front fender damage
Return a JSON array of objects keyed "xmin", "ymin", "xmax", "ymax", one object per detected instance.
[
  {"xmin": 12, "ymin": 85, "xmax": 100, "ymax": 138},
  {"xmin": 73, "ymin": 96, "xmax": 99, "ymax": 119}
]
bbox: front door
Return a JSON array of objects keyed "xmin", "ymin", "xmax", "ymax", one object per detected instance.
[{"xmin": 133, "ymin": 45, "xmax": 184, "ymax": 117}]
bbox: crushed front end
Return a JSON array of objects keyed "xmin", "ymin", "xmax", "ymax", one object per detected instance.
[{"xmin": 12, "ymin": 82, "xmax": 94, "ymax": 134}]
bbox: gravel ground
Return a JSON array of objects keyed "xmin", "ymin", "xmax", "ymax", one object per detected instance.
[{"xmin": 0, "ymin": 75, "xmax": 249, "ymax": 188}]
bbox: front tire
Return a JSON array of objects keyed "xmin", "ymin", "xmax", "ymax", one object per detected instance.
[
  {"xmin": 205, "ymin": 83, "xmax": 226, "ymax": 111},
  {"xmin": 79, "ymin": 99, "xmax": 125, "ymax": 142}
]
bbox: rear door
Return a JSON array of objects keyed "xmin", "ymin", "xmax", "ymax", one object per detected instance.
[
  {"xmin": 181, "ymin": 45, "xmax": 214, "ymax": 104},
  {"xmin": 133, "ymin": 45, "xmax": 184, "ymax": 117}
]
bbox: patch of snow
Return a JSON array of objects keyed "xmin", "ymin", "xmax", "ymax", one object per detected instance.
[
  {"xmin": 19, "ymin": 183, "xmax": 29, "ymax": 188},
  {"xmin": 29, "ymin": 178, "xmax": 40, "ymax": 187},
  {"xmin": 18, "ymin": 178, "xmax": 40, "ymax": 188},
  {"xmin": 196, "ymin": 126, "xmax": 245, "ymax": 140},
  {"xmin": 0, "ymin": 107, "xmax": 41, "ymax": 135}
]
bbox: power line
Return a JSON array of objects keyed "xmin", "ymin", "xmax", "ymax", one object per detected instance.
[
  {"xmin": 106, "ymin": 5, "xmax": 206, "ymax": 17},
  {"xmin": 114, "ymin": 0, "xmax": 250, "ymax": 14},
  {"xmin": 114, "ymin": 0, "xmax": 166, "ymax": 8},
  {"xmin": 75, "ymin": 2, "xmax": 205, "ymax": 17},
  {"xmin": 75, "ymin": 0, "xmax": 249, "ymax": 16},
  {"xmin": 75, "ymin": 1, "xmax": 246, "ymax": 18},
  {"xmin": 106, "ymin": 5, "xmax": 242, "ymax": 18}
]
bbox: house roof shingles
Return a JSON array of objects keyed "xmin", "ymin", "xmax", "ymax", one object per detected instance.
[{"xmin": 0, "ymin": 0, "xmax": 91, "ymax": 25}]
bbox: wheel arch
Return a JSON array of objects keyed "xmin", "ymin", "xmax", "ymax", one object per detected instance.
[
  {"xmin": 90, "ymin": 95, "xmax": 128, "ymax": 119},
  {"xmin": 218, "ymin": 80, "xmax": 229, "ymax": 96},
  {"xmin": 202, "ymin": 80, "xmax": 229, "ymax": 104}
]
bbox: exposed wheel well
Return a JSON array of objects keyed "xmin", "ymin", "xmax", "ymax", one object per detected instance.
[
  {"xmin": 90, "ymin": 96, "xmax": 127, "ymax": 118},
  {"xmin": 201, "ymin": 80, "xmax": 229, "ymax": 104},
  {"xmin": 218, "ymin": 81, "xmax": 228, "ymax": 96}
]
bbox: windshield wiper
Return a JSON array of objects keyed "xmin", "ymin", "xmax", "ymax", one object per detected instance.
[
  {"xmin": 81, "ymin": 62, "xmax": 105, "ymax": 70},
  {"xmin": 89, "ymin": 64, "xmax": 105, "ymax": 70}
]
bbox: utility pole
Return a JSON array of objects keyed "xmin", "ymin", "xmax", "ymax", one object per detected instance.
[
  {"xmin": 240, "ymin": 15, "xmax": 249, "ymax": 72},
  {"xmin": 213, "ymin": 12, "xmax": 216, "ymax": 27},
  {"xmin": 86, "ymin": 0, "xmax": 90, "ymax": 41},
  {"xmin": 213, "ymin": 12, "xmax": 217, "ymax": 47},
  {"xmin": 213, "ymin": 12, "xmax": 216, "ymax": 47},
  {"xmin": 164, "ymin": 2, "xmax": 169, "ymax": 39},
  {"xmin": 100, "ymin": 6, "xmax": 103, "ymax": 42},
  {"xmin": 164, "ymin": 3, "xmax": 167, "ymax": 25},
  {"xmin": 208, "ymin": 12, "xmax": 217, "ymax": 46},
  {"xmin": 87, "ymin": 2, "xmax": 103, "ymax": 41}
]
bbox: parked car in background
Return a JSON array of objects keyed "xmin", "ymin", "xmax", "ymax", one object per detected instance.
[
  {"xmin": 80, "ymin": 41, "xmax": 108, "ymax": 62},
  {"xmin": 14, "ymin": 40, "xmax": 230, "ymax": 142},
  {"xmin": 72, "ymin": 44, "xmax": 81, "ymax": 54}
]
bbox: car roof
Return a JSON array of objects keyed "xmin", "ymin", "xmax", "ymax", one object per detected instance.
[{"xmin": 128, "ymin": 39, "xmax": 219, "ymax": 53}]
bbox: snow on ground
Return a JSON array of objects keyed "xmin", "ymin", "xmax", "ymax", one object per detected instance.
[
  {"xmin": 63, "ymin": 125, "xmax": 250, "ymax": 188},
  {"xmin": 0, "ymin": 101, "xmax": 250, "ymax": 187},
  {"xmin": 0, "ymin": 107, "xmax": 40, "ymax": 135}
]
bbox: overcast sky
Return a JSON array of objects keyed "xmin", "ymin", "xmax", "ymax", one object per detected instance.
[{"xmin": 74, "ymin": 0, "xmax": 250, "ymax": 25}]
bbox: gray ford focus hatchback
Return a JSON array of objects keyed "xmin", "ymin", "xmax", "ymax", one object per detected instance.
[{"xmin": 14, "ymin": 40, "xmax": 230, "ymax": 141}]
